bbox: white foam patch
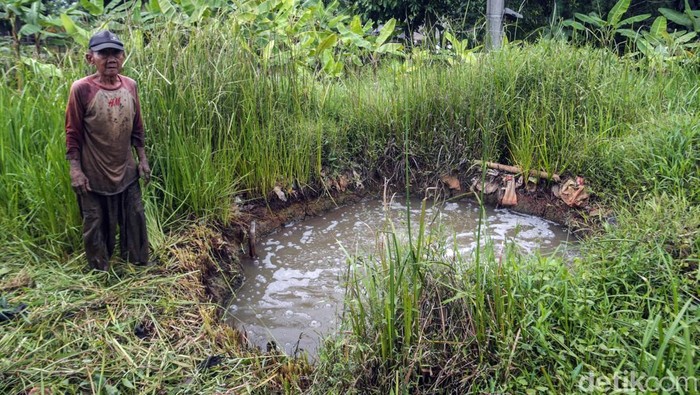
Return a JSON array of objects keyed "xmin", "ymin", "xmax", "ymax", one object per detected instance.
[
  {"xmin": 273, "ymin": 268, "xmax": 324, "ymax": 280},
  {"xmin": 443, "ymin": 202, "xmax": 459, "ymax": 211},
  {"xmin": 300, "ymin": 230, "xmax": 314, "ymax": 244},
  {"xmin": 324, "ymin": 221, "xmax": 339, "ymax": 232},
  {"xmin": 262, "ymin": 253, "xmax": 277, "ymax": 269}
]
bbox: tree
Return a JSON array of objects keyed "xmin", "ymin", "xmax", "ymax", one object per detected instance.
[
  {"xmin": 339, "ymin": 0, "xmax": 479, "ymax": 36},
  {"xmin": 341, "ymin": 0, "xmax": 683, "ymax": 43}
]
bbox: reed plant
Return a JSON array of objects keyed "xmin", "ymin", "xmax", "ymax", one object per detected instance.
[{"xmin": 0, "ymin": 65, "xmax": 81, "ymax": 252}]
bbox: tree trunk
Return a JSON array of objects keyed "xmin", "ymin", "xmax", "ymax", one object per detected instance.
[
  {"xmin": 35, "ymin": 33, "xmax": 41, "ymax": 57},
  {"xmin": 11, "ymin": 15, "xmax": 20, "ymax": 60}
]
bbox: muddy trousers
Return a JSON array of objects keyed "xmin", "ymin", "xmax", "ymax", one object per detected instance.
[{"xmin": 77, "ymin": 181, "xmax": 149, "ymax": 270}]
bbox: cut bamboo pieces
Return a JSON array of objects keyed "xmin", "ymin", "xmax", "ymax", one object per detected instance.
[{"xmin": 473, "ymin": 160, "xmax": 561, "ymax": 182}]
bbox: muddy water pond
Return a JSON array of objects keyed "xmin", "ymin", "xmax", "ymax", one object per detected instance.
[{"xmin": 226, "ymin": 197, "xmax": 574, "ymax": 357}]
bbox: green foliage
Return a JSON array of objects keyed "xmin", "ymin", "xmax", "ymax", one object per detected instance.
[
  {"xmin": 37, "ymin": 0, "xmax": 405, "ymax": 78},
  {"xmin": 576, "ymin": 115, "xmax": 700, "ymax": 204},
  {"xmin": 339, "ymin": 0, "xmax": 472, "ymax": 31},
  {"xmin": 563, "ymin": 0, "xmax": 651, "ymax": 49},
  {"xmin": 624, "ymin": 15, "xmax": 699, "ymax": 70},
  {"xmin": 1, "ymin": 0, "xmax": 64, "ymax": 58},
  {"xmin": 443, "ymin": 31, "xmax": 479, "ymax": 64},
  {"xmin": 0, "ymin": 65, "xmax": 80, "ymax": 248},
  {"xmin": 660, "ymin": 0, "xmax": 700, "ymax": 33}
]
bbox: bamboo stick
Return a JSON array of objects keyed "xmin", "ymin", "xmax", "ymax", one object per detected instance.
[{"xmin": 473, "ymin": 160, "xmax": 561, "ymax": 182}]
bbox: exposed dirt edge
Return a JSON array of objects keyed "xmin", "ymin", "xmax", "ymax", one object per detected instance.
[
  {"xmin": 168, "ymin": 188, "xmax": 373, "ymax": 318},
  {"xmin": 477, "ymin": 185, "xmax": 592, "ymax": 233}
]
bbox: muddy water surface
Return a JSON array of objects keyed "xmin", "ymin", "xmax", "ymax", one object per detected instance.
[{"xmin": 227, "ymin": 197, "xmax": 573, "ymax": 357}]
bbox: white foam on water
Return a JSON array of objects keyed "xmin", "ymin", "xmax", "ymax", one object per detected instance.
[
  {"xmin": 273, "ymin": 268, "xmax": 324, "ymax": 280},
  {"xmin": 230, "ymin": 197, "xmax": 570, "ymax": 358},
  {"xmin": 262, "ymin": 253, "xmax": 276, "ymax": 269},
  {"xmin": 300, "ymin": 230, "xmax": 314, "ymax": 244},
  {"xmin": 325, "ymin": 221, "xmax": 339, "ymax": 232},
  {"xmin": 443, "ymin": 202, "xmax": 459, "ymax": 211}
]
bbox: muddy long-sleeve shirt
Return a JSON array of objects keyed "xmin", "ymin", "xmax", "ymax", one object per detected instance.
[{"xmin": 65, "ymin": 74, "xmax": 145, "ymax": 195}]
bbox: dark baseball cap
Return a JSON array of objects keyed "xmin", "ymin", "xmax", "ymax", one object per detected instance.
[{"xmin": 88, "ymin": 30, "xmax": 124, "ymax": 52}]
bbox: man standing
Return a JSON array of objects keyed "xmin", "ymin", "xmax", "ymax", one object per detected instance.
[{"xmin": 65, "ymin": 30, "xmax": 151, "ymax": 271}]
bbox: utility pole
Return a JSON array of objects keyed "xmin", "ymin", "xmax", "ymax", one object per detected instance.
[{"xmin": 486, "ymin": 0, "xmax": 505, "ymax": 50}]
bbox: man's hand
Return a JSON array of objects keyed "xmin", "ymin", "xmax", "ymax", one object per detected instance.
[
  {"xmin": 136, "ymin": 147, "xmax": 151, "ymax": 184},
  {"xmin": 69, "ymin": 161, "xmax": 91, "ymax": 195},
  {"xmin": 138, "ymin": 159, "xmax": 151, "ymax": 184}
]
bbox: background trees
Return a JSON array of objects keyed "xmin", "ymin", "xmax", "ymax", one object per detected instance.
[{"xmin": 339, "ymin": 0, "xmax": 687, "ymax": 42}]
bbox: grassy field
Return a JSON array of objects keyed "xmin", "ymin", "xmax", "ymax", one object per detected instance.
[{"xmin": 1, "ymin": 21, "xmax": 698, "ymax": 394}]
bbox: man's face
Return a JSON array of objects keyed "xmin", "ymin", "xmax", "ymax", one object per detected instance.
[{"xmin": 87, "ymin": 48, "xmax": 125, "ymax": 77}]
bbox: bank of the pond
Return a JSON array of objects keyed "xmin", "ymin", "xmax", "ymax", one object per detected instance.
[
  {"xmin": 0, "ymin": 221, "xmax": 320, "ymax": 393},
  {"xmin": 235, "ymin": 163, "xmax": 599, "ymax": 241}
]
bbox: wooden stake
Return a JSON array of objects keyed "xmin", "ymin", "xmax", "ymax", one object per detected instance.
[{"xmin": 248, "ymin": 220, "xmax": 257, "ymax": 258}]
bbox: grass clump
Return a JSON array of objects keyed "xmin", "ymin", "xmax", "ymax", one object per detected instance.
[{"xmin": 312, "ymin": 190, "xmax": 698, "ymax": 393}]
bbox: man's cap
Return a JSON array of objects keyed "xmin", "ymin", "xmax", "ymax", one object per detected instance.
[{"xmin": 89, "ymin": 30, "xmax": 124, "ymax": 52}]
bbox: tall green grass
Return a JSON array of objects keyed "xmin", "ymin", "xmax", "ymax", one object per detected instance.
[
  {"xmin": 314, "ymin": 192, "xmax": 698, "ymax": 393},
  {"xmin": 1, "ymin": 20, "xmax": 699, "ymax": 393},
  {"xmin": 2, "ymin": 30, "xmax": 698, "ymax": 247},
  {"xmin": 0, "ymin": 65, "xmax": 81, "ymax": 252},
  {"xmin": 128, "ymin": 25, "xmax": 315, "ymax": 220}
]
